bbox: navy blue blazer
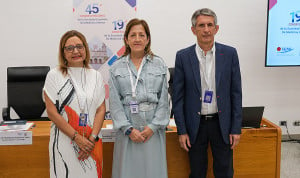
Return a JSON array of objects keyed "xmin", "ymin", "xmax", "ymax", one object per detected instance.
[{"xmin": 172, "ymin": 42, "xmax": 242, "ymax": 144}]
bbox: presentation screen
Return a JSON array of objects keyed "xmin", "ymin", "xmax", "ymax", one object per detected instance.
[{"xmin": 265, "ymin": 0, "xmax": 300, "ymax": 66}]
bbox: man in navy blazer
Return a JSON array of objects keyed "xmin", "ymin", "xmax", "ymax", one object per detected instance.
[{"xmin": 172, "ymin": 8, "xmax": 242, "ymax": 178}]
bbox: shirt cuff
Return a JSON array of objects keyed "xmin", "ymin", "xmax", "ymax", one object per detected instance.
[
  {"xmin": 122, "ymin": 126, "xmax": 133, "ymax": 135},
  {"xmin": 148, "ymin": 124, "xmax": 159, "ymax": 133}
]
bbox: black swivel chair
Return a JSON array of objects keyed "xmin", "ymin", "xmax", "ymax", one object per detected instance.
[
  {"xmin": 168, "ymin": 67, "xmax": 174, "ymax": 118},
  {"xmin": 2, "ymin": 66, "xmax": 50, "ymax": 121}
]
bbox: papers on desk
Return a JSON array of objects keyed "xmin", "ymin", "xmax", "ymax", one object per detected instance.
[
  {"xmin": 0, "ymin": 122, "xmax": 34, "ymax": 145},
  {"xmin": 100, "ymin": 124, "xmax": 117, "ymax": 142},
  {"xmin": 0, "ymin": 131, "xmax": 32, "ymax": 145},
  {"xmin": 169, "ymin": 118, "xmax": 177, "ymax": 127},
  {"xmin": 0, "ymin": 122, "xmax": 34, "ymax": 131}
]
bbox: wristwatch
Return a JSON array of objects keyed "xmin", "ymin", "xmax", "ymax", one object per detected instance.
[
  {"xmin": 125, "ymin": 127, "xmax": 133, "ymax": 136},
  {"xmin": 90, "ymin": 134, "xmax": 99, "ymax": 142}
]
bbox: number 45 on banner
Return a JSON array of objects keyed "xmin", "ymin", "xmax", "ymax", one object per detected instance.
[{"xmin": 86, "ymin": 3, "xmax": 100, "ymax": 14}]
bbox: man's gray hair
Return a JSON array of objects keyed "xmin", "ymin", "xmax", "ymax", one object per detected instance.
[{"xmin": 191, "ymin": 8, "xmax": 218, "ymax": 27}]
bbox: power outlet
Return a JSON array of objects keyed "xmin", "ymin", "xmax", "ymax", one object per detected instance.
[
  {"xmin": 293, "ymin": 121, "xmax": 300, "ymax": 126},
  {"xmin": 279, "ymin": 121, "xmax": 287, "ymax": 126}
]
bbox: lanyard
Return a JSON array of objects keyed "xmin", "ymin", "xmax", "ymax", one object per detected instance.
[
  {"xmin": 68, "ymin": 68, "xmax": 86, "ymax": 113},
  {"xmin": 127, "ymin": 56, "xmax": 146, "ymax": 98},
  {"xmin": 68, "ymin": 68, "xmax": 89, "ymax": 138}
]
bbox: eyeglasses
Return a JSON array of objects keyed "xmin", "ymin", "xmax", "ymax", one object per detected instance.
[{"xmin": 64, "ymin": 44, "xmax": 85, "ymax": 53}]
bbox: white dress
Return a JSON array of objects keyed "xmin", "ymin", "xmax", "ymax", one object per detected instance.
[{"xmin": 43, "ymin": 67, "xmax": 105, "ymax": 178}]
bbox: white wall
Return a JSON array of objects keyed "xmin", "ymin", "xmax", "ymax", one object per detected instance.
[
  {"xmin": 1, "ymin": 0, "xmax": 299, "ymax": 135},
  {"xmin": 0, "ymin": 0, "xmax": 72, "ymax": 118}
]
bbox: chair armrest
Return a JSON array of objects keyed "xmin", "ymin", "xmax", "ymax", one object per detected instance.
[{"xmin": 2, "ymin": 107, "xmax": 10, "ymax": 121}]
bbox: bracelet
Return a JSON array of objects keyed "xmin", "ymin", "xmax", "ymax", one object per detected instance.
[
  {"xmin": 90, "ymin": 133, "xmax": 100, "ymax": 142},
  {"xmin": 71, "ymin": 131, "xmax": 78, "ymax": 141},
  {"xmin": 90, "ymin": 134, "xmax": 97, "ymax": 140}
]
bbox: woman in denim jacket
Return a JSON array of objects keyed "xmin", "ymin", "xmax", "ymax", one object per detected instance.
[{"xmin": 109, "ymin": 18, "xmax": 170, "ymax": 178}]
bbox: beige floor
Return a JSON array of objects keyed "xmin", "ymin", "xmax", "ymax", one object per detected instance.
[{"xmin": 281, "ymin": 142, "xmax": 300, "ymax": 178}]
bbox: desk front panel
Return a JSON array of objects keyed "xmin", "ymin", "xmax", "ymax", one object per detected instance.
[
  {"xmin": 0, "ymin": 134, "xmax": 49, "ymax": 178},
  {"xmin": 0, "ymin": 119, "xmax": 281, "ymax": 178}
]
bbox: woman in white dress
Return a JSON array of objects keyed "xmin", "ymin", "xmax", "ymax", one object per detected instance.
[
  {"xmin": 109, "ymin": 19, "xmax": 170, "ymax": 178},
  {"xmin": 43, "ymin": 30, "xmax": 106, "ymax": 178}
]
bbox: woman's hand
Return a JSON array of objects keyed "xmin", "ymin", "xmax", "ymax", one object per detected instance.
[
  {"xmin": 129, "ymin": 128, "xmax": 145, "ymax": 143},
  {"xmin": 140, "ymin": 126, "xmax": 154, "ymax": 143},
  {"xmin": 74, "ymin": 134, "xmax": 95, "ymax": 160},
  {"xmin": 78, "ymin": 149, "xmax": 90, "ymax": 160}
]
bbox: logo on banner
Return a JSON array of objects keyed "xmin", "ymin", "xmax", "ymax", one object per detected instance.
[
  {"xmin": 75, "ymin": 1, "xmax": 107, "ymax": 24},
  {"xmin": 73, "ymin": 0, "xmax": 137, "ymax": 120},
  {"xmin": 277, "ymin": 47, "xmax": 294, "ymax": 53},
  {"xmin": 85, "ymin": 3, "xmax": 100, "ymax": 14},
  {"xmin": 290, "ymin": 11, "xmax": 300, "ymax": 23},
  {"xmin": 104, "ymin": 19, "xmax": 127, "ymax": 41},
  {"xmin": 112, "ymin": 19, "xmax": 126, "ymax": 32},
  {"xmin": 276, "ymin": 46, "xmax": 296, "ymax": 57},
  {"xmin": 89, "ymin": 38, "xmax": 113, "ymax": 70},
  {"xmin": 288, "ymin": 10, "xmax": 300, "ymax": 26}
]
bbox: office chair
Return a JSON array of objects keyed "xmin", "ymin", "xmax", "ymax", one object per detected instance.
[
  {"xmin": 2, "ymin": 66, "xmax": 50, "ymax": 121},
  {"xmin": 168, "ymin": 67, "xmax": 174, "ymax": 118}
]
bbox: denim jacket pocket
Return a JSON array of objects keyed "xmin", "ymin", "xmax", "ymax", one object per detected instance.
[
  {"xmin": 113, "ymin": 68, "xmax": 131, "ymax": 97},
  {"xmin": 146, "ymin": 66, "xmax": 166, "ymax": 93}
]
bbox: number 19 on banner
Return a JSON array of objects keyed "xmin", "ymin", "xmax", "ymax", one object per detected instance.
[
  {"xmin": 112, "ymin": 20, "xmax": 126, "ymax": 30},
  {"xmin": 290, "ymin": 11, "xmax": 300, "ymax": 23}
]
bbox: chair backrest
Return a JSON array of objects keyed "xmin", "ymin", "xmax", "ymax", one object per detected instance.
[
  {"xmin": 168, "ymin": 67, "xmax": 174, "ymax": 97},
  {"xmin": 168, "ymin": 67, "xmax": 174, "ymax": 118},
  {"xmin": 6, "ymin": 66, "xmax": 50, "ymax": 120}
]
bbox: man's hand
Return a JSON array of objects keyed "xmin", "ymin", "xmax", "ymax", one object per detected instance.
[
  {"xmin": 229, "ymin": 134, "xmax": 240, "ymax": 149},
  {"xmin": 178, "ymin": 134, "xmax": 191, "ymax": 152}
]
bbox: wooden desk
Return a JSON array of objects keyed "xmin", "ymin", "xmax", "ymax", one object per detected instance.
[
  {"xmin": 0, "ymin": 122, "xmax": 50, "ymax": 178},
  {"xmin": 0, "ymin": 118, "xmax": 281, "ymax": 178},
  {"xmin": 166, "ymin": 118, "xmax": 282, "ymax": 178}
]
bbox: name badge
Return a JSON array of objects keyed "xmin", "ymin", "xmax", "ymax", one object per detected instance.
[
  {"xmin": 79, "ymin": 113, "xmax": 88, "ymax": 126},
  {"xmin": 204, "ymin": 90, "xmax": 213, "ymax": 103},
  {"xmin": 129, "ymin": 101, "xmax": 139, "ymax": 114}
]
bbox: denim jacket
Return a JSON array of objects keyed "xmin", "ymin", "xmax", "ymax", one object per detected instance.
[{"xmin": 109, "ymin": 54, "xmax": 170, "ymax": 133}]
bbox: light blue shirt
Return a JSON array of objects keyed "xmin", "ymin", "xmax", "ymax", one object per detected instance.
[{"xmin": 195, "ymin": 43, "xmax": 218, "ymax": 114}]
